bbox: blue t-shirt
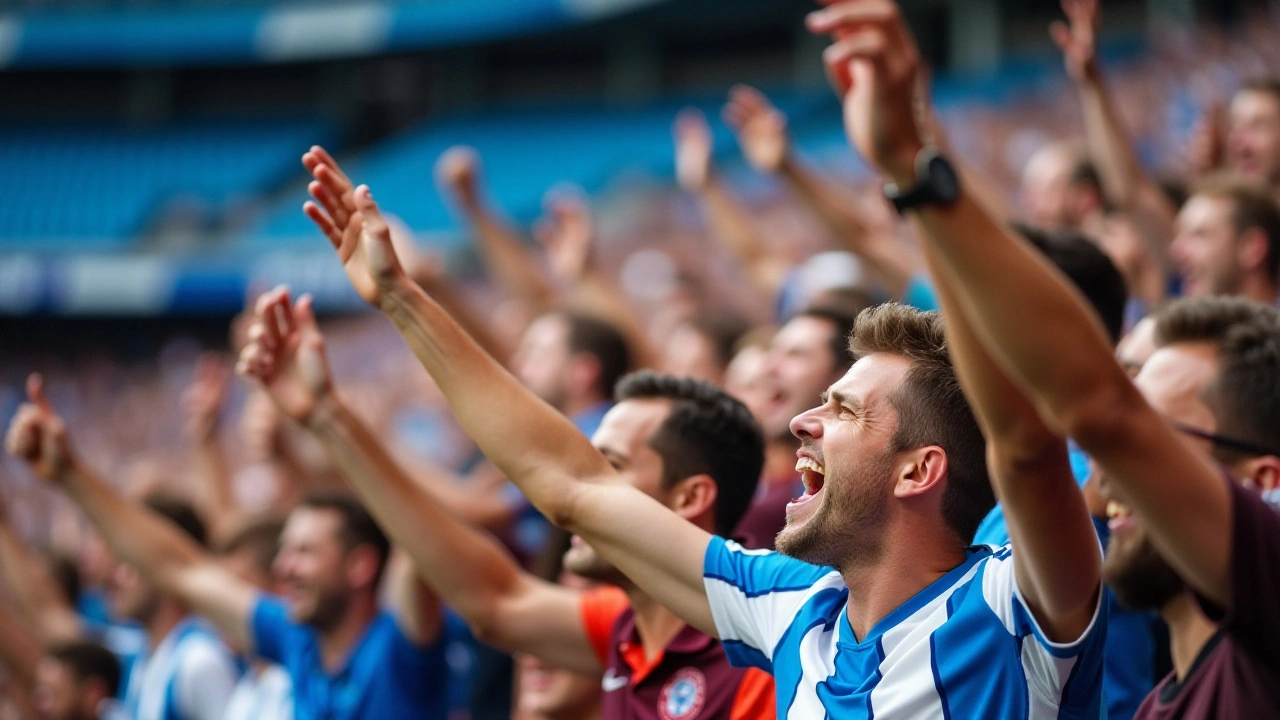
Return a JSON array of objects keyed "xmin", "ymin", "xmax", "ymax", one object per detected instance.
[
  {"xmin": 250, "ymin": 596, "xmax": 447, "ymax": 720},
  {"xmin": 703, "ymin": 537, "xmax": 1107, "ymax": 719}
]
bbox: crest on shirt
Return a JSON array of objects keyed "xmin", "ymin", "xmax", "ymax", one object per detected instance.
[{"xmin": 658, "ymin": 668, "xmax": 706, "ymax": 720}]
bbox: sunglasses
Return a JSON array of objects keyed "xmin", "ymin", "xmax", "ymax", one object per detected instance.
[{"xmin": 1171, "ymin": 422, "xmax": 1279, "ymax": 459}]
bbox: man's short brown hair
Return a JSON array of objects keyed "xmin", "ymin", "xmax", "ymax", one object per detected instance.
[
  {"xmin": 1190, "ymin": 174, "xmax": 1280, "ymax": 280},
  {"xmin": 849, "ymin": 304, "xmax": 993, "ymax": 543},
  {"xmin": 216, "ymin": 513, "xmax": 286, "ymax": 576},
  {"xmin": 1154, "ymin": 296, "xmax": 1280, "ymax": 460}
]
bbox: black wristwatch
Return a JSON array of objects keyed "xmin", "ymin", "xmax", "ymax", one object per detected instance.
[{"xmin": 883, "ymin": 146, "xmax": 961, "ymax": 215}]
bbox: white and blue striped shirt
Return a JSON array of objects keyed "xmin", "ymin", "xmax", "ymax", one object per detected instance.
[{"xmin": 703, "ymin": 537, "xmax": 1107, "ymax": 719}]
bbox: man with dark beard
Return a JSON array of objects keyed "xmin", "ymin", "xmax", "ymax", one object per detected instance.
[{"xmin": 1100, "ymin": 296, "xmax": 1280, "ymax": 718}]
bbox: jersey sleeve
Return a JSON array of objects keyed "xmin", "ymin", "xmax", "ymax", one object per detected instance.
[
  {"xmin": 729, "ymin": 668, "xmax": 777, "ymax": 720},
  {"xmin": 1197, "ymin": 479, "xmax": 1280, "ymax": 670},
  {"xmin": 173, "ymin": 638, "xmax": 240, "ymax": 720},
  {"xmin": 578, "ymin": 586, "xmax": 630, "ymax": 665},
  {"xmin": 980, "ymin": 547, "xmax": 1108, "ymax": 710},
  {"xmin": 702, "ymin": 536, "xmax": 834, "ymax": 672},
  {"xmin": 250, "ymin": 595, "xmax": 303, "ymax": 666}
]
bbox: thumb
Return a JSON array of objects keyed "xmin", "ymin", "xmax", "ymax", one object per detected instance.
[
  {"xmin": 295, "ymin": 294, "xmax": 319, "ymax": 333},
  {"xmin": 26, "ymin": 374, "xmax": 52, "ymax": 413},
  {"xmin": 1049, "ymin": 21, "xmax": 1072, "ymax": 50}
]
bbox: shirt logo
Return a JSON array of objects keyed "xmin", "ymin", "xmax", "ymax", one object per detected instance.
[
  {"xmin": 601, "ymin": 668, "xmax": 629, "ymax": 693},
  {"xmin": 658, "ymin": 668, "xmax": 706, "ymax": 720}
]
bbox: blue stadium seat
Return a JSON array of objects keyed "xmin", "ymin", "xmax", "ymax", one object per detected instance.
[{"xmin": 0, "ymin": 120, "xmax": 334, "ymax": 249}]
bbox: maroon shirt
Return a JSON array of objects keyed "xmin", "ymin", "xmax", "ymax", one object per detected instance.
[
  {"xmin": 1134, "ymin": 480, "xmax": 1280, "ymax": 719},
  {"xmin": 580, "ymin": 589, "xmax": 774, "ymax": 720},
  {"xmin": 732, "ymin": 475, "xmax": 803, "ymax": 551}
]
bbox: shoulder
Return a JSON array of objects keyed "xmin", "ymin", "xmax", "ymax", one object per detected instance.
[{"xmin": 704, "ymin": 537, "xmax": 836, "ymax": 594}]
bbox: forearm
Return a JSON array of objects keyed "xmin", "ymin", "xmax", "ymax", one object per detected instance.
[
  {"xmin": 417, "ymin": 275, "xmax": 514, "ymax": 368},
  {"xmin": 572, "ymin": 275, "xmax": 658, "ymax": 370},
  {"xmin": 1076, "ymin": 72, "xmax": 1147, "ymax": 209},
  {"xmin": 307, "ymin": 396, "xmax": 536, "ymax": 628},
  {"xmin": 696, "ymin": 179, "xmax": 787, "ymax": 296},
  {"xmin": 465, "ymin": 207, "xmax": 557, "ymax": 313},
  {"xmin": 779, "ymin": 157, "xmax": 915, "ymax": 296},
  {"xmin": 59, "ymin": 461, "xmax": 205, "ymax": 595},
  {"xmin": 0, "ymin": 602, "xmax": 41, "ymax": 691},
  {"xmin": 0, "ymin": 526, "xmax": 77, "ymax": 642},
  {"xmin": 910, "ymin": 187, "xmax": 1231, "ymax": 603},
  {"xmin": 377, "ymin": 279, "xmax": 614, "ymax": 521},
  {"xmin": 192, "ymin": 439, "xmax": 241, "ymax": 544}
]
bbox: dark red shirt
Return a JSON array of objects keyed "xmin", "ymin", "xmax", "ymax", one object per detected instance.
[
  {"xmin": 732, "ymin": 476, "xmax": 802, "ymax": 551},
  {"xmin": 1134, "ymin": 480, "xmax": 1280, "ymax": 719},
  {"xmin": 579, "ymin": 588, "xmax": 774, "ymax": 720}
]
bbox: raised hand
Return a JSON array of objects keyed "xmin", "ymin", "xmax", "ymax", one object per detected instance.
[
  {"xmin": 1049, "ymin": 0, "xmax": 1100, "ymax": 83},
  {"xmin": 673, "ymin": 108, "xmax": 714, "ymax": 192},
  {"xmin": 183, "ymin": 353, "xmax": 230, "ymax": 444},
  {"xmin": 4, "ymin": 375, "xmax": 72, "ymax": 483},
  {"xmin": 305, "ymin": 183, "xmax": 408, "ymax": 306},
  {"xmin": 1187, "ymin": 102, "xmax": 1225, "ymax": 175},
  {"xmin": 806, "ymin": 0, "xmax": 926, "ymax": 185},
  {"xmin": 434, "ymin": 145, "xmax": 484, "ymax": 212},
  {"xmin": 236, "ymin": 288, "xmax": 334, "ymax": 424},
  {"xmin": 722, "ymin": 85, "xmax": 790, "ymax": 172},
  {"xmin": 534, "ymin": 186, "xmax": 594, "ymax": 283}
]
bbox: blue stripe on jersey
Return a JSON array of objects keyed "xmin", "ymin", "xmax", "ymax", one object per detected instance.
[
  {"xmin": 774, "ymin": 587, "xmax": 847, "ymax": 716},
  {"xmin": 721, "ymin": 639, "xmax": 772, "ymax": 672},
  {"xmin": 813, "ymin": 625, "xmax": 887, "ymax": 720},
  {"xmin": 704, "ymin": 541, "xmax": 832, "ymax": 598},
  {"xmin": 931, "ymin": 570, "xmax": 1029, "ymax": 720}
]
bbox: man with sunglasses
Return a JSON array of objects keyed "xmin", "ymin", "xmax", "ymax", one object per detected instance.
[{"xmin": 1097, "ymin": 296, "xmax": 1280, "ymax": 718}]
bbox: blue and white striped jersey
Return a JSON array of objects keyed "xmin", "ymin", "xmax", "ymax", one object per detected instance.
[{"xmin": 703, "ymin": 537, "xmax": 1107, "ymax": 719}]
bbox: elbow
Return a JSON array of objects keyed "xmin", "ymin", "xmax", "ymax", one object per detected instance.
[{"xmin": 1051, "ymin": 381, "xmax": 1144, "ymax": 455}]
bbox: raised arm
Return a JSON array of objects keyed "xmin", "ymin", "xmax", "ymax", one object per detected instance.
[
  {"xmin": 924, "ymin": 250, "xmax": 1100, "ymax": 641},
  {"xmin": 0, "ymin": 599, "xmax": 43, "ymax": 693},
  {"xmin": 675, "ymin": 109, "xmax": 791, "ymax": 298},
  {"xmin": 434, "ymin": 146, "xmax": 557, "ymax": 313},
  {"xmin": 1052, "ymin": 0, "xmax": 1176, "ymax": 233},
  {"xmin": 183, "ymin": 353, "xmax": 243, "ymax": 544},
  {"xmin": 0, "ymin": 501, "xmax": 80, "ymax": 645},
  {"xmin": 235, "ymin": 288, "xmax": 595, "ymax": 667},
  {"xmin": 534, "ymin": 188, "xmax": 658, "ymax": 369},
  {"xmin": 723, "ymin": 85, "xmax": 918, "ymax": 297},
  {"xmin": 809, "ymin": 0, "xmax": 1230, "ymax": 605},
  {"xmin": 4, "ymin": 378, "xmax": 256, "ymax": 648},
  {"xmin": 300, "ymin": 172, "xmax": 717, "ymax": 635}
]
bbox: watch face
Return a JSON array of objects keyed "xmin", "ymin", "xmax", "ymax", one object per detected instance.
[{"xmin": 928, "ymin": 155, "xmax": 961, "ymax": 203}]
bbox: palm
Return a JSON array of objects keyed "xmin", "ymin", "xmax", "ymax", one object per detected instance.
[
  {"xmin": 335, "ymin": 200, "xmax": 404, "ymax": 306},
  {"xmin": 1051, "ymin": 0, "xmax": 1098, "ymax": 81},
  {"xmin": 741, "ymin": 116, "xmax": 787, "ymax": 171},
  {"xmin": 261, "ymin": 332, "xmax": 329, "ymax": 423}
]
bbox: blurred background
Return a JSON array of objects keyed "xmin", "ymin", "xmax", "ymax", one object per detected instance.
[{"xmin": 0, "ymin": 0, "xmax": 1275, "ymax": 572}]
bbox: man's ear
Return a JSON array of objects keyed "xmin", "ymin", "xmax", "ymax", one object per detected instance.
[
  {"xmin": 668, "ymin": 474, "xmax": 719, "ymax": 530},
  {"xmin": 345, "ymin": 544, "xmax": 382, "ymax": 591},
  {"xmin": 1244, "ymin": 455, "xmax": 1280, "ymax": 493},
  {"xmin": 1236, "ymin": 226, "xmax": 1270, "ymax": 274},
  {"xmin": 893, "ymin": 446, "xmax": 948, "ymax": 499}
]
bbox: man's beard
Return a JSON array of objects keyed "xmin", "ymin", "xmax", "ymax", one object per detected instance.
[
  {"xmin": 1102, "ymin": 535, "xmax": 1186, "ymax": 611},
  {"xmin": 301, "ymin": 588, "xmax": 350, "ymax": 631},
  {"xmin": 775, "ymin": 449, "xmax": 892, "ymax": 571}
]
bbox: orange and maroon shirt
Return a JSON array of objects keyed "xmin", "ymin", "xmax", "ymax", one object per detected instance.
[{"xmin": 580, "ymin": 587, "xmax": 775, "ymax": 720}]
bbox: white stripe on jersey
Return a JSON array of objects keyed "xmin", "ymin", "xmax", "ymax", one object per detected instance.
[{"xmin": 702, "ymin": 538, "xmax": 1107, "ymax": 720}]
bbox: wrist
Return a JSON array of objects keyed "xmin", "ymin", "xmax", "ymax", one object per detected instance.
[
  {"xmin": 303, "ymin": 393, "xmax": 345, "ymax": 432},
  {"xmin": 376, "ymin": 274, "xmax": 424, "ymax": 315},
  {"xmin": 884, "ymin": 142, "xmax": 926, "ymax": 188}
]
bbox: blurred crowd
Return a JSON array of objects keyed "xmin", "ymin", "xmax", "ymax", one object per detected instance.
[{"xmin": 2, "ymin": 0, "xmax": 1280, "ymax": 719}]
